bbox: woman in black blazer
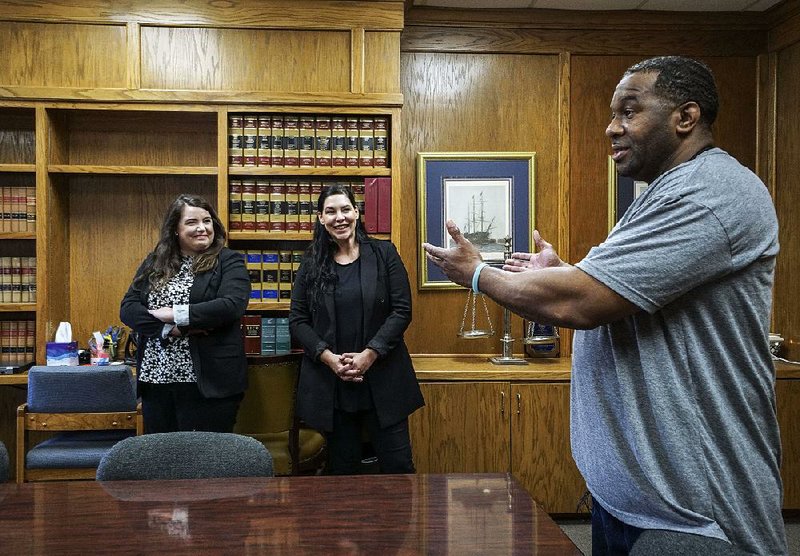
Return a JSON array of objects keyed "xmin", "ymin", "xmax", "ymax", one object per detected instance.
[
  {"xmin": 290, "ymin": 184, "xmax": 424, "ymax": 474},
  {"xmin": 120, "ymin": 194, "xmax": 250, "ymax": 433}
]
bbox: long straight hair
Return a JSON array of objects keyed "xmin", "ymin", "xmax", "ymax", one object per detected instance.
[
  {"xmin": 135, "ymin": 194, "xmax": 227, "ymax": 289},
  {"xmin": 302, "ymin": 184, "xmax": 369, "ymax": 307}
]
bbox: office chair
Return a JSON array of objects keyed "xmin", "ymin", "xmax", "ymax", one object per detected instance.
[
  {"xmin": 0, "ymin": 440, "xmax": 9, "ymax": 482},
  {"xmin": 234, "ymin": 358, "xmax": 326, "ymax": 475},
  {"xmin": 630, "ymin": 530, "xmax": 745, "ymax": 555},
  {"xmin": 16, "ymin": 365, "xmax": 142, "ymax": 483},
  {"xmin": 96, "ymin": 431, "xmax": 274, "ymax": 480}
]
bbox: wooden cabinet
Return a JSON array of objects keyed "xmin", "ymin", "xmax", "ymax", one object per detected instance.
[
  {"xmin": 776, "ymin": 372, "xmax": 800, "ymax": 510},
  {"xmin": 408, "ymin": 358, "xmax": 586, "ymax": 514}
]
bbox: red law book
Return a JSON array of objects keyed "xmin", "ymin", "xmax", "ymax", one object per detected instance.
[
  {"xmin": 377, "ymin": 177, "xmax": 391, "ymax": 233},
  {"xmin": 241, "ymin": 314, "xmax": 262, "ymax": 356},
  {"xmin": 363, "ymin": 178, "xmax": 379, "ymax": 233}
]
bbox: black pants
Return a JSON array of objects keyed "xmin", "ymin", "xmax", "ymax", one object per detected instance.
[
  {"xmin": 592, "ymin": 498, "xmax": 644, "ymax": 555},
  {"xmin": 325, "ymin": 409, "xmax": 415, "ymax": 475},
  {"xmin": 140, "ymin": 382, "xmax": 243, "ymax": 434}
]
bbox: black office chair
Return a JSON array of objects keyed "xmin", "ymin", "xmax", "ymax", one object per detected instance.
[
  {"xmin": 0, "ymin": 440, "xmax": 9, "ymax": 482},
  {"xmin": 630, "ymin": 529, "xmax": 745, "ymax": 555},
  {"xmin": 96, "ymin": 431, "xmax": 274, "ymax": 481}
]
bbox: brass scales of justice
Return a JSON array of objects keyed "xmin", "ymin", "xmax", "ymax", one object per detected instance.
[{"xmin": 457, "ymin": 236, "xmax": 556, "ymax": 365}]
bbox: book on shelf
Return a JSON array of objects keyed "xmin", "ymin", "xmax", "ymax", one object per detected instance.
[
  {"xmin": 284, "ymin": 115, "xmax": 300, "ymax": 167},
  {"xmin": 352, "ymin": 180, "xmax": 365, "ymax": 218},
  {"xmin": 345, "ymin": 117, "xmax": 360, "ymax": 167},
  {"xmin": 261, "ymin": 317, "xmax": 277, "ymax": 355},
  {"xmin": 262, "ymin": 250, "xmax": 280, "ymax": 302},
  {"xmin": 229, "ymin": 179, "xmax": 242, "ymax": 231},
  {"xmin": 278, "ymin": 251, "xmax": 293, "ymax": 302},
  {"xmin": 0, "ymin": 318, "xmax": 34, "ymax": 367},
  {"xmin": 241, "ymin": 314, "xmax": 262, "ymax": 356},
  {"xmin": 298, "ymin": 179, "xmax": 313, "ymax": 232},
  {"xmin": 315, "ymin": 116, "xmax": 332, "ymax": 167},
  {"xmin": 377, "ymin": 177, "xmax": 392, "ymax": 233},
  {"xmin": 299, "ymin": 116, "xmax": 315, "ymax": 167},
  {"xmin": 26, "ymin": 186, "xmax": 36, "ymax": 232},
  {"xmin": 359, "ymin": 117, "xmax": 375, "ymax": 168},
  {"xmin": 374, "ymin": 116, "xmax": 388, "ymax": 167},
  {"xmin": 0, "ymin": 188, "xmax": 10, "ymax": 232},
  {"xmin": 241, "ymin": 179, "xmax": 256, "ymax": 232},
  {"xmin": 257, "ymin": 115, "xmax": 271, "ymax": 166},
  {"xmin": 10, "ymin": 256, "xmax": 21, "ymax": 303},
  {"xmin": 268, "ymin": 180, "xmax": 286, "ymax": 232},
  {"xmin": 270, "ymin": 114, "xmax": 285, "ymax": 167},
  {"xmin": 363, "ymin": 177, "xmax": 379, "ymax": 233},
  {"xmin": 246, "ymin": 251, "xmax": 262, "ymax": 300},
  {"xmin": 284, "ymin": 180, "xmax": 300, "ymax": 233},
  {"xmin": 292, "ymin": 250, "xmax": 302, "ymax": 281},
  {"xmin": 228, "ymin": 114, "xmax": 244, "ymax": 166},
  {"xmin": 255, "ymin": 179, "xmax": 270, "ymax": 232},
  {"xmin": 331, "ymin": 117, "xmax": 346, "ymax": 167},
  {"xmin": 275, "ymin": 317, "xmax": 291, "ymax": 354},
  {"xmin": 242, "ymin": 115, "xmax": 258, "ymax": 167}
]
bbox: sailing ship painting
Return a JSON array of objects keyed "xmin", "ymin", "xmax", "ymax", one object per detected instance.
[{"xmin": 444, "ymin": 178, "xmax": 510, "ymax": 261}]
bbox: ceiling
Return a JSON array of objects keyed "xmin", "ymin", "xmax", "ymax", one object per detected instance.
[{"xmin": 411, "ymin": 0, "xmax": 784, "ymax": 11}]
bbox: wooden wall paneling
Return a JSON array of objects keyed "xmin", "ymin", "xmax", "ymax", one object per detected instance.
[
  {"xmin": 776, "ymin": 378, "xmax": 800, "ymax": 509},
  {"xmin": 756, "ymin": 53, "xmax": 777, "ymax": 191},
  {"xmin": 401, "ymin": 26, "xmax": 766, "ymax": 58},
  {"xmin": 66, "ymin": 175, "xmax": 216, "ymax": 345},
  {"xmin": 126, "ymin": 22, "xmax": 142, "ymax": 90},
  {"xmin": 140, "ymin": 27, "xmax": 351, "ymax": 93},
  {"xmin": 0, "ymin": 0, "xmax": 404, "ymax": 30},
  {"xmin": 557, "ymin": 52, "xmax": 573, "ymax": 357},
  {"xmin": 365, "ymin": 32, "xmax": 401, "ymax": 94},
  {"xmin": 769, "ymin": 4, "xmax": 800, "ymax": 52},
  {"xmin": 351, "ymin": 28, "xmax": 366, "ymax": 94},
  {"xmin": 0, "ymin": 108, "xmax": 35, "ymax": 165},
  {"xmin": 774, "ymin": 41, "xmax": 800, "ymax": 360},
  {"xmin": 0, "ymin": 21, "xmax": 127, "ymax": 89},
  {"xmin": 400, "ymin": 52, "xmax": 559, "ymax": 355}
]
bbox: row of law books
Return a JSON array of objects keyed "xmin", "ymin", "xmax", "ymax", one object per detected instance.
[
  {"xmin": 0, "ymin": 256, "xmax": 36, "ymax": 303},
  {"xmin": 1, "ymin": 186, "xmax": 36, "ymax": 233},
  {"xmin": 0, "ymin": 319, "xmax": 35, "ymax": 365},
  {"xmin": 228, "ymin": 113, "xmax": 389, "ymax": 168},
  {"xmin": 241, "ymin": 315, "xmax": 291, "ymax": 356},
  {"xmin": 241, "ymin": 250, "xmax": 302, "ymax": 302},
  {"xmin": 229, "ymin": 177, "xmax": 391, "ymax": 234}
]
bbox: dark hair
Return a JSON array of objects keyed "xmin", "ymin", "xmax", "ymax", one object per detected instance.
[
  {"xmin": 302, "ymin": 183, "xmax": 369, "ymax": 307},
  {"xmin": 136, "ymin": 194, "xmax": 227, "ymax": 288},
  {"xmin": 625, "ymin": 56, "xmax": 719, "ymax": 127}
]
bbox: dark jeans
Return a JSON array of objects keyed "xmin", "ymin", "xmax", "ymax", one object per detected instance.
[
  {"xmin": 592, "ymin": 498, "xmax": 644, "ymax": 555},
  {"xmin": 140, "ymin": 382, "xmax": 243, "ymax": 433},
  {"xmin": 325, "ymin": 409, "xmax": 415, "ymax": 475}
]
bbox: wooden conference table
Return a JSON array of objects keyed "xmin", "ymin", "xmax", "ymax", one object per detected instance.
[{"xmin": 0, "ymin": 473, "xmax": 580, "ymax": 554}]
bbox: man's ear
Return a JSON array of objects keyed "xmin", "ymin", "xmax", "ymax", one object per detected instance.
[{"xmin": 676, "ymin": 101, "xmax": 702, "ymax": 135}]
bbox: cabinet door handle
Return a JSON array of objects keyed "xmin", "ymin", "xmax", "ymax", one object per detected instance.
[
  {"xmin": 516, "ymin": 392, "xmax": 521, "ymax": 415},
  {"xmin": 500, "ymin": 390, "xmax": 505, "ymax": 417}
]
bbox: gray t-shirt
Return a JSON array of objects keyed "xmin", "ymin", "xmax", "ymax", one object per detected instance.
[{"xmin": 573, "ymin": 148, "xmax": 787, "ymax": 555}]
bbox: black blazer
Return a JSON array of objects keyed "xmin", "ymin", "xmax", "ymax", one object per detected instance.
[
  {"xmin": 120, "ymin": 247, "xmax": 251, "ymax": 398},
  {"xmin": 289, "ymin": 239, "xmax": 424, "ymax": 432}
]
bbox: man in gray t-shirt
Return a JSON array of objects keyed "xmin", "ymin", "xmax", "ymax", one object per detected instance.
[{"xmin": 424, "ymin": 56, "xmax": 787, "ymax": 555}]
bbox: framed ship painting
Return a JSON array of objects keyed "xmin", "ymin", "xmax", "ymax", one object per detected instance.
[{"xmin": 417, "ymin": 152, "xmax": 536, "ymax": 289}]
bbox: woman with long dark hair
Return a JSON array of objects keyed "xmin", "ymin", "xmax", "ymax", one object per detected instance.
[
  {"xmin": 290, "ymin": 184, "xmax": 423, "ymax": 474},
  {"xmin": 121, "ymin": 194, "xmax": 250, "ymax": 433}
]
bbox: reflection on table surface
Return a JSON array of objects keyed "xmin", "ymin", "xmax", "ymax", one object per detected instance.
[{"xmin": 0, "ymin": 473, "xmax": 580, "ymax": 555}]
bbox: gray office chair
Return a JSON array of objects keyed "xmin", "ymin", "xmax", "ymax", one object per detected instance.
[
  {"xmin": 630, "ymin": 529, "xmax": 745, "ymax": 555},
  {"xmin": 0, "ymin": 440, "xmax": 9, "ymax": 482},
  {"xmin": 96, "ymin": 431, "xmax": 274, "ymax": 481}
]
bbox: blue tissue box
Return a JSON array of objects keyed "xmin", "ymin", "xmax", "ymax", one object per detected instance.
[{"xmin": 46, "ymin": 341, "xmax": 79, "ymax": 366}]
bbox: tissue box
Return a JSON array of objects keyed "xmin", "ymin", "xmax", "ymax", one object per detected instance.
[{"xmin": 46, "ymin": 341, "xmax": 79, "ymax": 366}]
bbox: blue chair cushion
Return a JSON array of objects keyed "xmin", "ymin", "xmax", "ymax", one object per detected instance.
[
  {"xmin": 26, "ymin": 430, "xmax": 136, "ymax": 469},
  {"xmin": 27, "ymin": 366, "xmax": 137, "ymax": 413}
]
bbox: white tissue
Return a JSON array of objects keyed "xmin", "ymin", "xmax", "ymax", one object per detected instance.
[{"xmin": 55, "ymin": 322, "xmax": 73, "ymax": 342}]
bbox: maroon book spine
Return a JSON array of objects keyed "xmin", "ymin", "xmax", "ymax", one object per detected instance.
[
  {"xmin": 241, "ymin": 314, "xmax": 262, "ymax": 356},
  {"xmin": 377, "ymin": 177, "xmax": 391, "ymax": 233},
  {"xmin": 363, "ymin": 178, "xmax": 379, "ymax": 233}
]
